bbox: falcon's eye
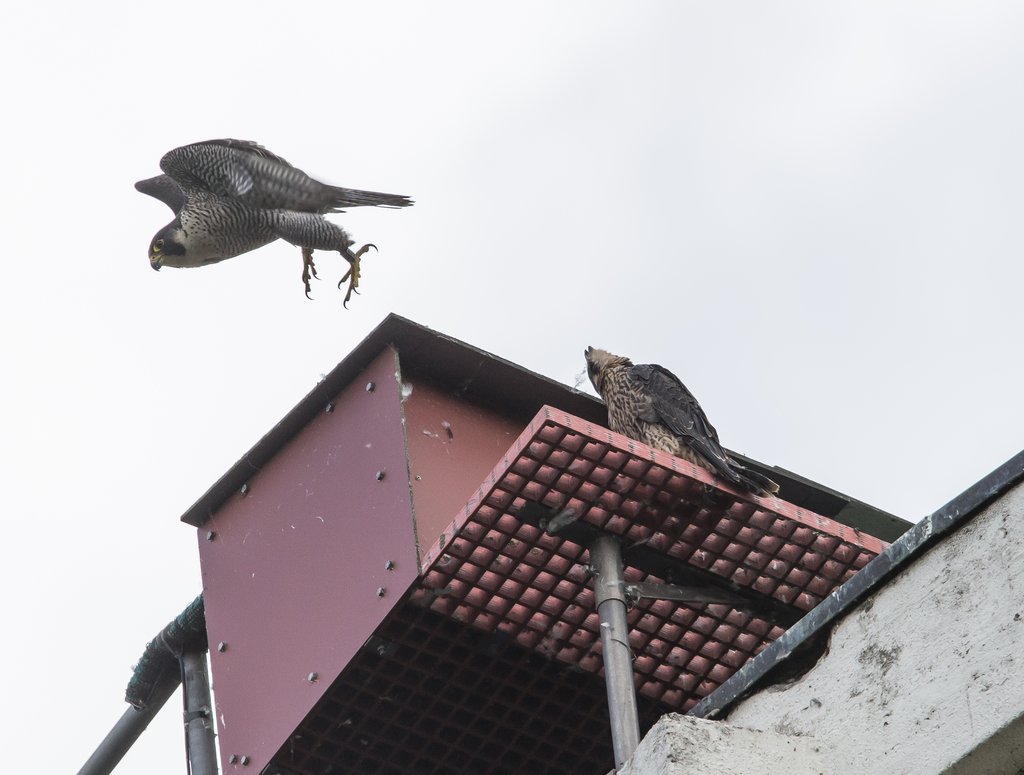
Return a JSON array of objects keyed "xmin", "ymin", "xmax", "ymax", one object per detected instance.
[{"xmin": 153, "ymin": 239, "xmax": 164, "ymax": 253}]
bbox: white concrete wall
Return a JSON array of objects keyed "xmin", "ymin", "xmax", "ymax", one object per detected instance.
[
  {"xmin": 622, "ymin": 480, "xmax": 1024, "ymax": 775},
  {"xmin": 619, "ymin": 714, "xmax": 826, "ymax": 775},
  {"xmin": 724, "ymin": 480, "xmax": 1024, "ymax": 774}
]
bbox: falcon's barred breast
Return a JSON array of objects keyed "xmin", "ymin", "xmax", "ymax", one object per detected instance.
[
  {"xmin": 584, "ymin": 347, "xmax": 779, "ymax": 496},
  {"xmin": 135, "ymin": 139, "xmax": 413, "ymax": 305}
]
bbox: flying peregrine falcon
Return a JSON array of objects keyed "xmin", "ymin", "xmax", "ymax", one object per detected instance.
[
  {"xmin": 135, "ymin": 139, "xmax": 412, "ymax": 305},
  {"xmin": 585, "ymin": 347, "xmax": 779, "ymax": 496}
]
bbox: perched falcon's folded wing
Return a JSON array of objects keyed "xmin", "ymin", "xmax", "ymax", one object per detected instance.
[{"xmin": 631, "ymin": 364, "xmax": 736, "ymax": 474}]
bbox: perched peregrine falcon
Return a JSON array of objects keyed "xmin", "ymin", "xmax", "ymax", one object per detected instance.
[
  {"xmin": 585, "ymin": 347, "xmax": 779, "ymax": 496},
  {"xmin": 136, "ymin": 139, "xmax": 412, "ymax": 305}
]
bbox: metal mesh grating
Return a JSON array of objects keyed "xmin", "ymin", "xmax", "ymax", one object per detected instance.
[
  {"xmin": 267, "ymin": 603, "xmax": 666, "ymax": 775},
  {"xmin": 413, "ymin": 406, "xmax": 885, "ymax": 711}
]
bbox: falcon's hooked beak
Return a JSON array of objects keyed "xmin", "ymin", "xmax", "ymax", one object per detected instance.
[
  {"xmin": 584, "ymin": 346, "xmax": 598, "ymax": 385},
  {"xmin": 149, "ymin": 236, "xmax": 167, "ymax": 271}
]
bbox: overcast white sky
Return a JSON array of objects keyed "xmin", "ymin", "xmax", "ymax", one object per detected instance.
[{"xmin": 4, "ymin": 3, "xmax": 1024, "ymax": 772}]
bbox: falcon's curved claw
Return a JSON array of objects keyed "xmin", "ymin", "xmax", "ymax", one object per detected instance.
[
  {"xmin": 301, "ymin": 247, "xmax": 320, "ymax": 300},
  {"xmin": 338, "ymin": 243, "xmax": 378, "ymax": 308}
]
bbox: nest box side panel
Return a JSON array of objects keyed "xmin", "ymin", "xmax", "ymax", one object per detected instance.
[
  {"xmin": 198, "ymin": 347, "xmax": 417, "ymax": 774},
  {"xmin": 400, "ymin": 376, "xmax": 521, "ymax": 567}
]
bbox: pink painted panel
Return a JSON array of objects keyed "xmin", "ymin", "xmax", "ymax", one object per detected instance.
[
  {"xmin": 400, "ymin": 377, "xmax": 521, "ymax": 568},
  {"xmin": 198, "ymin": 348, "xmax": 417, "ymax": 774}
]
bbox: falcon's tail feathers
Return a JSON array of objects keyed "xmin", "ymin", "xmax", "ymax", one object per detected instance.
[
  {"xmin": 323, "ymin": 185, "xmax": 414, "ymax": 212},
  {"xmin": 733, "ymin": 465, "xmax": 780, "ymax": 497}
]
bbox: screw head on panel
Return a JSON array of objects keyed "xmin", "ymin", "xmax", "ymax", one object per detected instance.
[
  {"xmin": 325, "ymin": 402, "xmax": 335, "ymax": 414},
  {"xmin": 241, "ymin": 756, "xmax": 250, "ymax": 766},
  {"xmin": 240, "ymin": 482, "xmax": 250, "ymax": 496},
  {"xmin": 376, "ymin": 587, "xmax": 387, "ymax": 598},
  {"xmin": 206, "ymin": 531, "xmax": 217, "ymax": 541},
  {"xmin": 217, "ymin": 642, "xmax": 227, "ymax": 653},
  {"xmin": 385, "ymin": 560, "xmax": 395, "ymax": 571},
  {"xmin": 375, "ymin": 470, "xmax": 385, "ymax": 481},
  {"xmin": 228, "ymin": 755, "xmax": 238, "ymax": 764},
  {"xmin": 366, "ymin": 382, "xmax": 375, "ymax": 392},
  {"xmin": 307, "ymin": 672, "xmax": 318, "ymax": 683}
]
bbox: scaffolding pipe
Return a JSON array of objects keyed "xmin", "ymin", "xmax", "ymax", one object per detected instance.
[
  {"xmin": 590, "ymin": 535, "xmax": 641, "ymax": 769},
  {"xmin": 77, "ymin": 671, "xmax": 180, "ymax": 775},
  {"xmin": 182, "ymin": 651, "xmax": 219, "ymax": 775}
]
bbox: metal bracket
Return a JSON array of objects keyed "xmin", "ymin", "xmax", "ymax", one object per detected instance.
[
  {"xmin": 363, "ymin": 635, "xmax": 399, "ymax": 658},
  {"xmin": 624, "ymin": 581, "xmax": 749, "ymax": 607},
  {"xmin": 539, "ymin": 507, "xmax": 579, "ymax": 535},
  {"xmin": 181, "ymin": 706, "xmax": 210, "ymax": 724},
  {"xmin": 515, "ymin": 500, "xmax": 802, "ymax": 626}
]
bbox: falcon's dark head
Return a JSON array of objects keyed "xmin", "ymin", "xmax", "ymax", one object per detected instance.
[
  {"xmin": 584, "ymin": 346, "xmax": 632, "ymax": 394},
  {"xmin": 149, "ymin": 223, "xmax": 187, "ymax": 271}
]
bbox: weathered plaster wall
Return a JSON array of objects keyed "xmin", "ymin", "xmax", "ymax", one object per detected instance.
[{"xmin": 722, "ymin": 481, "xmax": 1024, "ymax": 774}]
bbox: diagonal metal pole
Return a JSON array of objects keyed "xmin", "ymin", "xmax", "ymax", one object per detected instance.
[
  {"xmin": 181, "ymin": 651, "xmax": 219, "ymax": 775},
  {"xmin": 78, "ymin": 671, "xmax": 181, "ymax": 775},
  {"xmin": 590, "ymin": 535, "xmax": 641, "ymax": 769}
]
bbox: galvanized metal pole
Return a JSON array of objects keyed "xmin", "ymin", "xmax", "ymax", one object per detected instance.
[
  {"xmin": 181, "ymin": 651, "xmax": 219, "ymax": 775},
  {"xmin": 590, "ymin": 535, "xmax": 641, "ymax": 769},
  {"xmin": 78, "ymin": 672, "xmax": 181, "ymax": 775}
]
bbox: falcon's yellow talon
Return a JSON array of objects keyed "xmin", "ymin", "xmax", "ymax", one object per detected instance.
[
  {"xmin": 337, "ymin": 243, "xmax": 377, "ymax": 307},
  {"xmin": 300, "ymin": 247, "xmax": 319, "ymax": 300}
]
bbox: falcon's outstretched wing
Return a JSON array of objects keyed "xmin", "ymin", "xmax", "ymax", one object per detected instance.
[
  {"xmin": 135, "ymin": 174, "xmax": 186, "ymax": 215},
  {"xmin": 160, "ymin": 139, "xmax": 413, "ymax": 214}
]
